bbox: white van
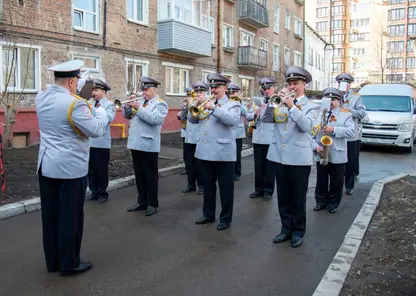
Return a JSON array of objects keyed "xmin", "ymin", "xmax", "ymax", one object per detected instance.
[{"xmin": 359, "ymin": 84, "xmax": 416, "ymax": 153}]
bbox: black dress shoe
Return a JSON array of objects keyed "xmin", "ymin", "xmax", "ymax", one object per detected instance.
[
  {"xmin": 262, "ymin": 193, "xmax": 273, "ymax": 201},
  {"xmin": 183, "ymin": 185, "xmax": 196, "ymax": 193},
  {"xmin": 198, "ymin": 187, "xmax": 204, "ymax": 195},
  {"xmin": 97, "ymin": 196, "xmax": 108, "ymax": 203},
  {"xmin": 346, "ymin": 189, "xmax": 354, "ymax": 195},
  {"xmin": 273, "ymin": 232, "xmax": 291, "ymax": 243},
  {"xmin": 217, "ymin": 222, "xmax": 230, "ymax": 230},
  {"xmin": 59, "ymin": 261, "xmax": 93, "ymax": 276},
  {"xmin": 313, "ymin": 204, "xmax": 327, "ymax": 211},
  {"xmin": 85, "ymin": 194, "xmax": 98, "ymax": 201},
  {"xmin": 145, "ymin": 206, "xmax": 157, "ymax": 216},
  {"xmin": 328, "ymin": 207, "xmax": 338, "ymax": 214},
  {"xmin": 249, "ymin": 191, "xmax": 263, "ymax": 199},
  {"xmin": 195, "ymin": 216, "xmax": 215, "ymax": 224},
  {"xmin": 127, "ymin": 203, "xmax": 146, "ymax": 212},
  {"xmin": 291, "ymin": 236, "xmax": 303, "ymax": 248},
  {"xmin": 180, "ymin": 171, "xmax": 187, "ymax": 175}
]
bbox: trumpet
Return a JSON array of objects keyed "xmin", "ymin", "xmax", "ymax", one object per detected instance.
[
  {"xmin": 114, "ymin": 92, "xmax": 144, "ymax": 109},
  {"xmin": 189, "ymin": 95, "xmax": 214, "ymax": 118},
  {"xmin": 269, "ymin": 90, "xmax": 296, "ymax": 107}
]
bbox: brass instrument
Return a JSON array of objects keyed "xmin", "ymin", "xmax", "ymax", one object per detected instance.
[
  {"xmin": 189, "ymin": 95, "xmax": 214, "ymax": 118},
  {"xmin": 269, "ymin": 91, "xmax": 296, "ymax": 107},
  {"xmin": 319, "ymin": 109, "xmax": 333, "ymax": 166},
  {"xmin": 114, "ymin": 92, "xmax": 144, "ymax": 109}
]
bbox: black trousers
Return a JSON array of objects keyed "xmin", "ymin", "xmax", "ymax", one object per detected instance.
[
  {"xmin": 315, "ymin": 162, "xmax": 346, "ymax": 209},
  {"xmin": 88, "ymin": 147, "xmax": 110, "ymax": 198},
  {"xmin": 274, "ymin": 163, "xmax": 311, "ymax": 237},
  {"xmin": 131, "ymin": 149, "xmax": 159, "ymax": 208},
  {"xmin": 201, "ymin": 160, "xmax": 234, "ymax": 223},
  {"xmin": 356, "ymin": 140, "xmax": 361, "ymax": 176},
  {"xmin": 38, "ymin": 167, "xmax": 87, "ymax": 272},
  {"xmin": 183, "ymin": 143, "xmax": 203, "ymax": 188},
  {"xmin": 345, "ymin": 141, "xmax": 357, "ymax": 190},
  {"xmin": 253, "ymin": 143, "xmax": 275, "ymax": 195},
  {"xmin": 234, "ymin": 138, "xmax": 243, "ymax": 178}
]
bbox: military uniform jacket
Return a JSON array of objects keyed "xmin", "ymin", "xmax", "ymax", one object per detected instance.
[
  {"xmin": 246, "ymin": 98, "xmax": 274, "ymax": 145},
  {"xmin": 181, "ymin": 104, "xmax": 200, "ymax": 144},
  {"xmin": 190, "ymin": 96, "xmax": 241, "ymax": 162},
  {"xmin": 90, "ymin": 97, "xmax": 116, "ymax": 149},
  {"xmin": 311, "ymin": 107, "xmax": 355, "ymax": 164},
  {"xmin": 342, "ymin": 90, "xmax": 367, "ymax": 142},
  {"xmin": 233, "ymin": 102, "xmax": 253, "ymax": 139},
  {"xmin": 122, "ymin": 95, "xmax": 169, "ymax": 153},
  {"xmin": 36, "ymin": 85, "xmax": 108, "ymax": 179},
  {"xmin": 262, "ymin": 95, "xmax": 320, "ymax": 166}
]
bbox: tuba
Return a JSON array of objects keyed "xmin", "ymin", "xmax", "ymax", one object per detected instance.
[{"xmin": 319, "ymin": 109, "xmax": 333, "ymax": 166}]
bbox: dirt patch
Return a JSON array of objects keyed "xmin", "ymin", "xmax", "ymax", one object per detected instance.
[
  {"xmin": 1, "ymin": 135, "xmax": 183, "ymax": 206},
  {"xmin": 340, "ymin": 176, "xmax": 416, "ymax": 296}
]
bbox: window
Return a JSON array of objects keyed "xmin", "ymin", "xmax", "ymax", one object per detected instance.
[
  {"xmin": 285, "ymin": 9, "xmax": 291, "ymax": 30},
  {"xmin": 294, "ymin": 18, "xmax": 302, "ymax": 35},
  {"xmin": 284, "ymin": 47, "xmax": 290, "ymax": 66},
  {"xmin": 316, "ymin": 21, "xmax": 328, "ymax": 31},
  {"xmin": 73, "ymin": 0, "xmax": 99, "ymax": 33},
  {"xmin": 125, "ymin": 58, "xmax": 149, "ymax": 94},
  {"xmin": 409, "ymin": 7, "xmax": 416, "ymax": 19},
  {"xmin": 240, "ymin": 76, "xmax": 254, "ymax": 98},
  {"xmin": 408, "ymin": 23, "xmax": 416, "ymax": 35},
  {"xmin": 1, "ymin": 43, "xmax": 41, "ymax": 92},
  {"xmin": 350, "ymin": 18, "xmax": 369, "ymax": 28},
  {"xmin": 202, "ymin": 16, "xmax": 214, "ymax": 44},
  {"xmin": 260, "ymin": 39, "xmax": 268, "ymax": 52},
  {"xmin": 72, "ymin": 55, "xmax": 101, "ymax": 77},
  {"xmin": 349, "ymin": 33, "xmax": 370, "ymax": 42},
  {"xmin": 202, "ymin": 70, "xmax": 215, "ymax": 95},
  {"xmin": 240, "ymin": 30, "xmax": 254, "ymax": 46},
  {"xmin": 331, "ymin": 20, "xmax": 345, "ymax": 30},
  {"xmin": 223, "ymin": 24, "xmax": 234, "ymax": 48},
  {"xmin": 407, "ymin": 40, "xmax": 415, "ymax": 52},
  {"xmin": 316, "ymin": 7, "xmax": 328, "ymax": 17},
  {"xmin": 387, "ymin": 41, "xmax": 404, "ymax": 53},
  {"xmin": 331, "ymin": 5, "xmax": 345, "ymax": 16},
  {"xmin": 388, "ymin": 8, "xmax": 405, "ymax": 20},
  {"xmin": 273, "ymin": 44, "xmax": 280, "ymax": 72},
  {"xmin": 350, "ymin": 48, "xmax": 366, "ymax": 56},
  {"xmin": 274, "ymin": 6, "xmax": 280, "ymax": 33},
  {"xmin": 159, "ymin": 0, "xmax": 209, "ymax": 29},
  {"xmin": 332, "ymin": 62, "xmax": 344, "ymax": 72},
  {"xmin": 406, "ymin": 57, "xmax": 416, "ymax": 69},
  {"xmin": 127, "ymin": 0, "xmax": 149, "ymax": 25},
  {"xmin": 386, "ymin": 74, "xmax": 403, "ymax": 82},
  {"xmin": 333, "ymin": 48, "xmax": 345, "ymax": 57},
  {"xmin": 164, "ymin": 62, "xmax": 192, "ymax": 95},
  {"xmin": 331, "ymin": 34, "xmax": 345, "ymax": 44},
  {"xmin": 350, "ymin": 3, "xmax": 369, "ymax": 13},
  {"xmin": 294, "ymin": 51, "xmax": 302, "ymax": 67},
  {"xmin": 388, "ymin": 25, "xmax": 404, "ymax": 36},
  {"xmin": 308, "ymin": 47, "xmax": 314, "ymax": 65},
  {"xmin": 387, "ymin": 58, "xmax": 403, "ymax": 69}
]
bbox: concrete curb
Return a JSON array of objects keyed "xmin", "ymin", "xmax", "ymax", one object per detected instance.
[
  {"xmin": 311, "ymin": 173, "xmax": 409, "ymax": 296},
  {"xmin": 0, "ymin": 148, "xmax": 254, "ymax": 221}
]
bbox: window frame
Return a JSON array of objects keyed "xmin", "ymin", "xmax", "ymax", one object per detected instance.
[
  {"xmin": 274, "ymin": 5, "xmax": 280, "ymax": 33},
  {"xmin": 0, "ymin": 42, "xmax": 42, "ymax": 93},
  {"xmin": 222, "ymin": 23, "xmax": 234, "ymax": 49},
  {"xmin": 72, "ymin": 0, "xmax": 100, "ymax": 34},
  {"xmin": 126, "ymin": 0, "xmax": 149, "ymax": 26},
  {"xmin": 273, "ymin": 44, "xmax": 280, "ymax": 72},
  {"xmin": 124, "ymin": 58, "xmax": 150, "ymax": 95},
  {"xmin": 162, "ymin": 62, "xmax": 193, "ymax": 96}
]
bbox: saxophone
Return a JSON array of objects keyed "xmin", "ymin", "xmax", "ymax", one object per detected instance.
[{"xmin": 320, "ymin": 109, "xmax": 333, "ymax": 166}]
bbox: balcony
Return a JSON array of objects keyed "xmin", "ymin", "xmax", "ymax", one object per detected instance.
[
  {"xmin": 294, "ymin": 0, "xmax": 304, "ymax": 5},
  {"xmin": 237, "ymin": 0, "xmax": 269, "ymax": 29},
  {"xmin": 237, "ymin": 46, "xmax": 267, "ymax": 69},
  {"xmin": 157, "ymin": 19, "xmax": 212, "ymax": 58}
]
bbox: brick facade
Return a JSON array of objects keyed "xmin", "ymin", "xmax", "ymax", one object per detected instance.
[{"xmin": 0, "ymin": 0, "xmax": 305, "ymax": 146}]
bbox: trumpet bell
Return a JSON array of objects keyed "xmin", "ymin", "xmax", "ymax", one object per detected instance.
[
  {"xmin": 189, "ymin": 105, "xmax": 200, "ymax": 117},
  {"xmin": 114, "ymin": 99, "xmax": 123, "ymax": 109},
  {"xmin": 321, "ymin": 135, "xmax": 333, "ymax": 146}
]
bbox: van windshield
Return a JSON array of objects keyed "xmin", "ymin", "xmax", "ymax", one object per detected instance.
[{"xmin": 361, "ymin": 95, "xmax": 411, "ymax": 112}]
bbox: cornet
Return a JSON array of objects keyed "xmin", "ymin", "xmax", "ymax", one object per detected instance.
[
  {"xmin": 269, "ymin": 90, "xmax": 296, "ymax": 107},
  {"xmin": 114, "ymin": 92, "xmax": 144, "ymax": 109},
  {"xmin": 189, "ymin": 95, "xmax": 214, "ymax": 118}
]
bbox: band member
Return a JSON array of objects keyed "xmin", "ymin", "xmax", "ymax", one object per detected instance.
[
  {"xmin": 178, "ymin": 87, "xmax": 193, "ymax": 175},
  {"xmin": 228, "ymin": 83, "xmax": 247, "ymax": 181},
  {"xmin": 245, "ymin": 78, "xmax": 276, "ymax": 201},
  {"xmin": 335, "ymin": 73, "xmax": 367, "ymax": 195},
  {"xmin": 312, "ymin": 88, "xmax": 354, "ymax": 214},
  {"xmin": 192, "ymin": 73, "xmax": 241, "ymax": 231},
  {"xmin": 262, "ymin": 66, "xmax": 320, "ymax": 248},
  {"xmin": 86, "ymin": 79, "xmax": 116, "ymax": 203},
  {"xmin": 36, "ymin": 60, "xmax": 108, "ymax": 275},
  {"xmin": 180, "ymin": 83, "xmax": 205, "ymax": 195},
  {"xmin": 124, "ymin": 76, "xmax": 169, "ymax": 216}
]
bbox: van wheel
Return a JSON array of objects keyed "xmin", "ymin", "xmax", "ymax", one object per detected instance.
[{"xmin": 406, "ymin": 142, "xmax": 414, "ymax": 153}]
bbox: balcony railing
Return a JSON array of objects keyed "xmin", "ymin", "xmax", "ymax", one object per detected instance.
[
  {"xmin": 237, "ymin": 0, "xmax": 269, "ymax": 29},
  {"xmin": 237, "ymin": 46, "xmax": 267, "ymax": 69}
]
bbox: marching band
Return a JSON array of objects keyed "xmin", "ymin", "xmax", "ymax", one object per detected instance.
[{"xmin": 36, "ymin": 59, "xmax": 367, "ymax": 275}]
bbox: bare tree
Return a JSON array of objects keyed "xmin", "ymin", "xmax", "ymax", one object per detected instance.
[{"xmin": 368, "ymin": 23, "xmax": 389, "ymax": 84}]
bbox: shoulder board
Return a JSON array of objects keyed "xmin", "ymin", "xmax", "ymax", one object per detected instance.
[
  {"xmin": 157, "ymin": 97, "xmax": 164, "ymax": 102},
  {"xmin": 229, "ymin": 98, "xmax": 240, "ymax": 102},
  {"xmin": 340, "ymin": 108, "xmax": 350, "ymax": 113},
  {"xmin": 352, "ymin": 92, "xmax": 359, "ymax": 96}
]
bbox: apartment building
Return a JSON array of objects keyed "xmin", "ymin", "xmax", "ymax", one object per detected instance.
[
  {"xmin": 304, "ymin": 22, "xmax": 333, "ymax": 90},
  {"xmin": 385, "ymin": 0, "xmax": 416, "ymax": 83},
  {"xmin": 0, "ymin": 0, "xmax": 305, "ymax": 145},
  {"xmin": 306, "ymin": 0, "xmax": 387, "ymax": 87}
]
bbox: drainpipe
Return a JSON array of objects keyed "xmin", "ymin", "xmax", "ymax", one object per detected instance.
[
  {"xmin": 217, "ymin": 0, "xmax": 223, "ymax": 72},
  {"xmin": 103, "ymin": 0, "xmax": 107, "ymax": 48},
  {"xmin": 303, "ymin": 2, "xmax": 306, "ymax": 68}
]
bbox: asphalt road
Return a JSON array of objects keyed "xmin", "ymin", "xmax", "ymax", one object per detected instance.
[{"xmin": 0, "ymin": 145, "xmax": 414, "ymax": 296}]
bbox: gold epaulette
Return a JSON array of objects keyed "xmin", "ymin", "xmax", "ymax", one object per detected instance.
[
  {"xmin": 340, "ymin": 108, "xmax": 350, "ymax": 113},
  {"xmin": 157, "ymin": 97, "xmax": 164, "ymax": 102},
  {"xmin": 352, "ymin": 92, "xmax": 359, "ymax": 95}
]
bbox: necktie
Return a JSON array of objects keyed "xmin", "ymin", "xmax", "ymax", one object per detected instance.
[
  {"xmin": 214, "ymin": 100, "xmax": 218, "ymax": 105},
  {"xmin": 327, "ymin": 110, "xmax": 332, "ymax": 121},
  {"xmin": 293, "ymin": 99, "xmax": 297, "ymax": 105},
  {"xmin": 143, "ymin": 100, "xmax": 149, "ymax": 107},
  {"xmin": 95, "ymin": 100, "xmax": 100, "ymax": 107}
]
